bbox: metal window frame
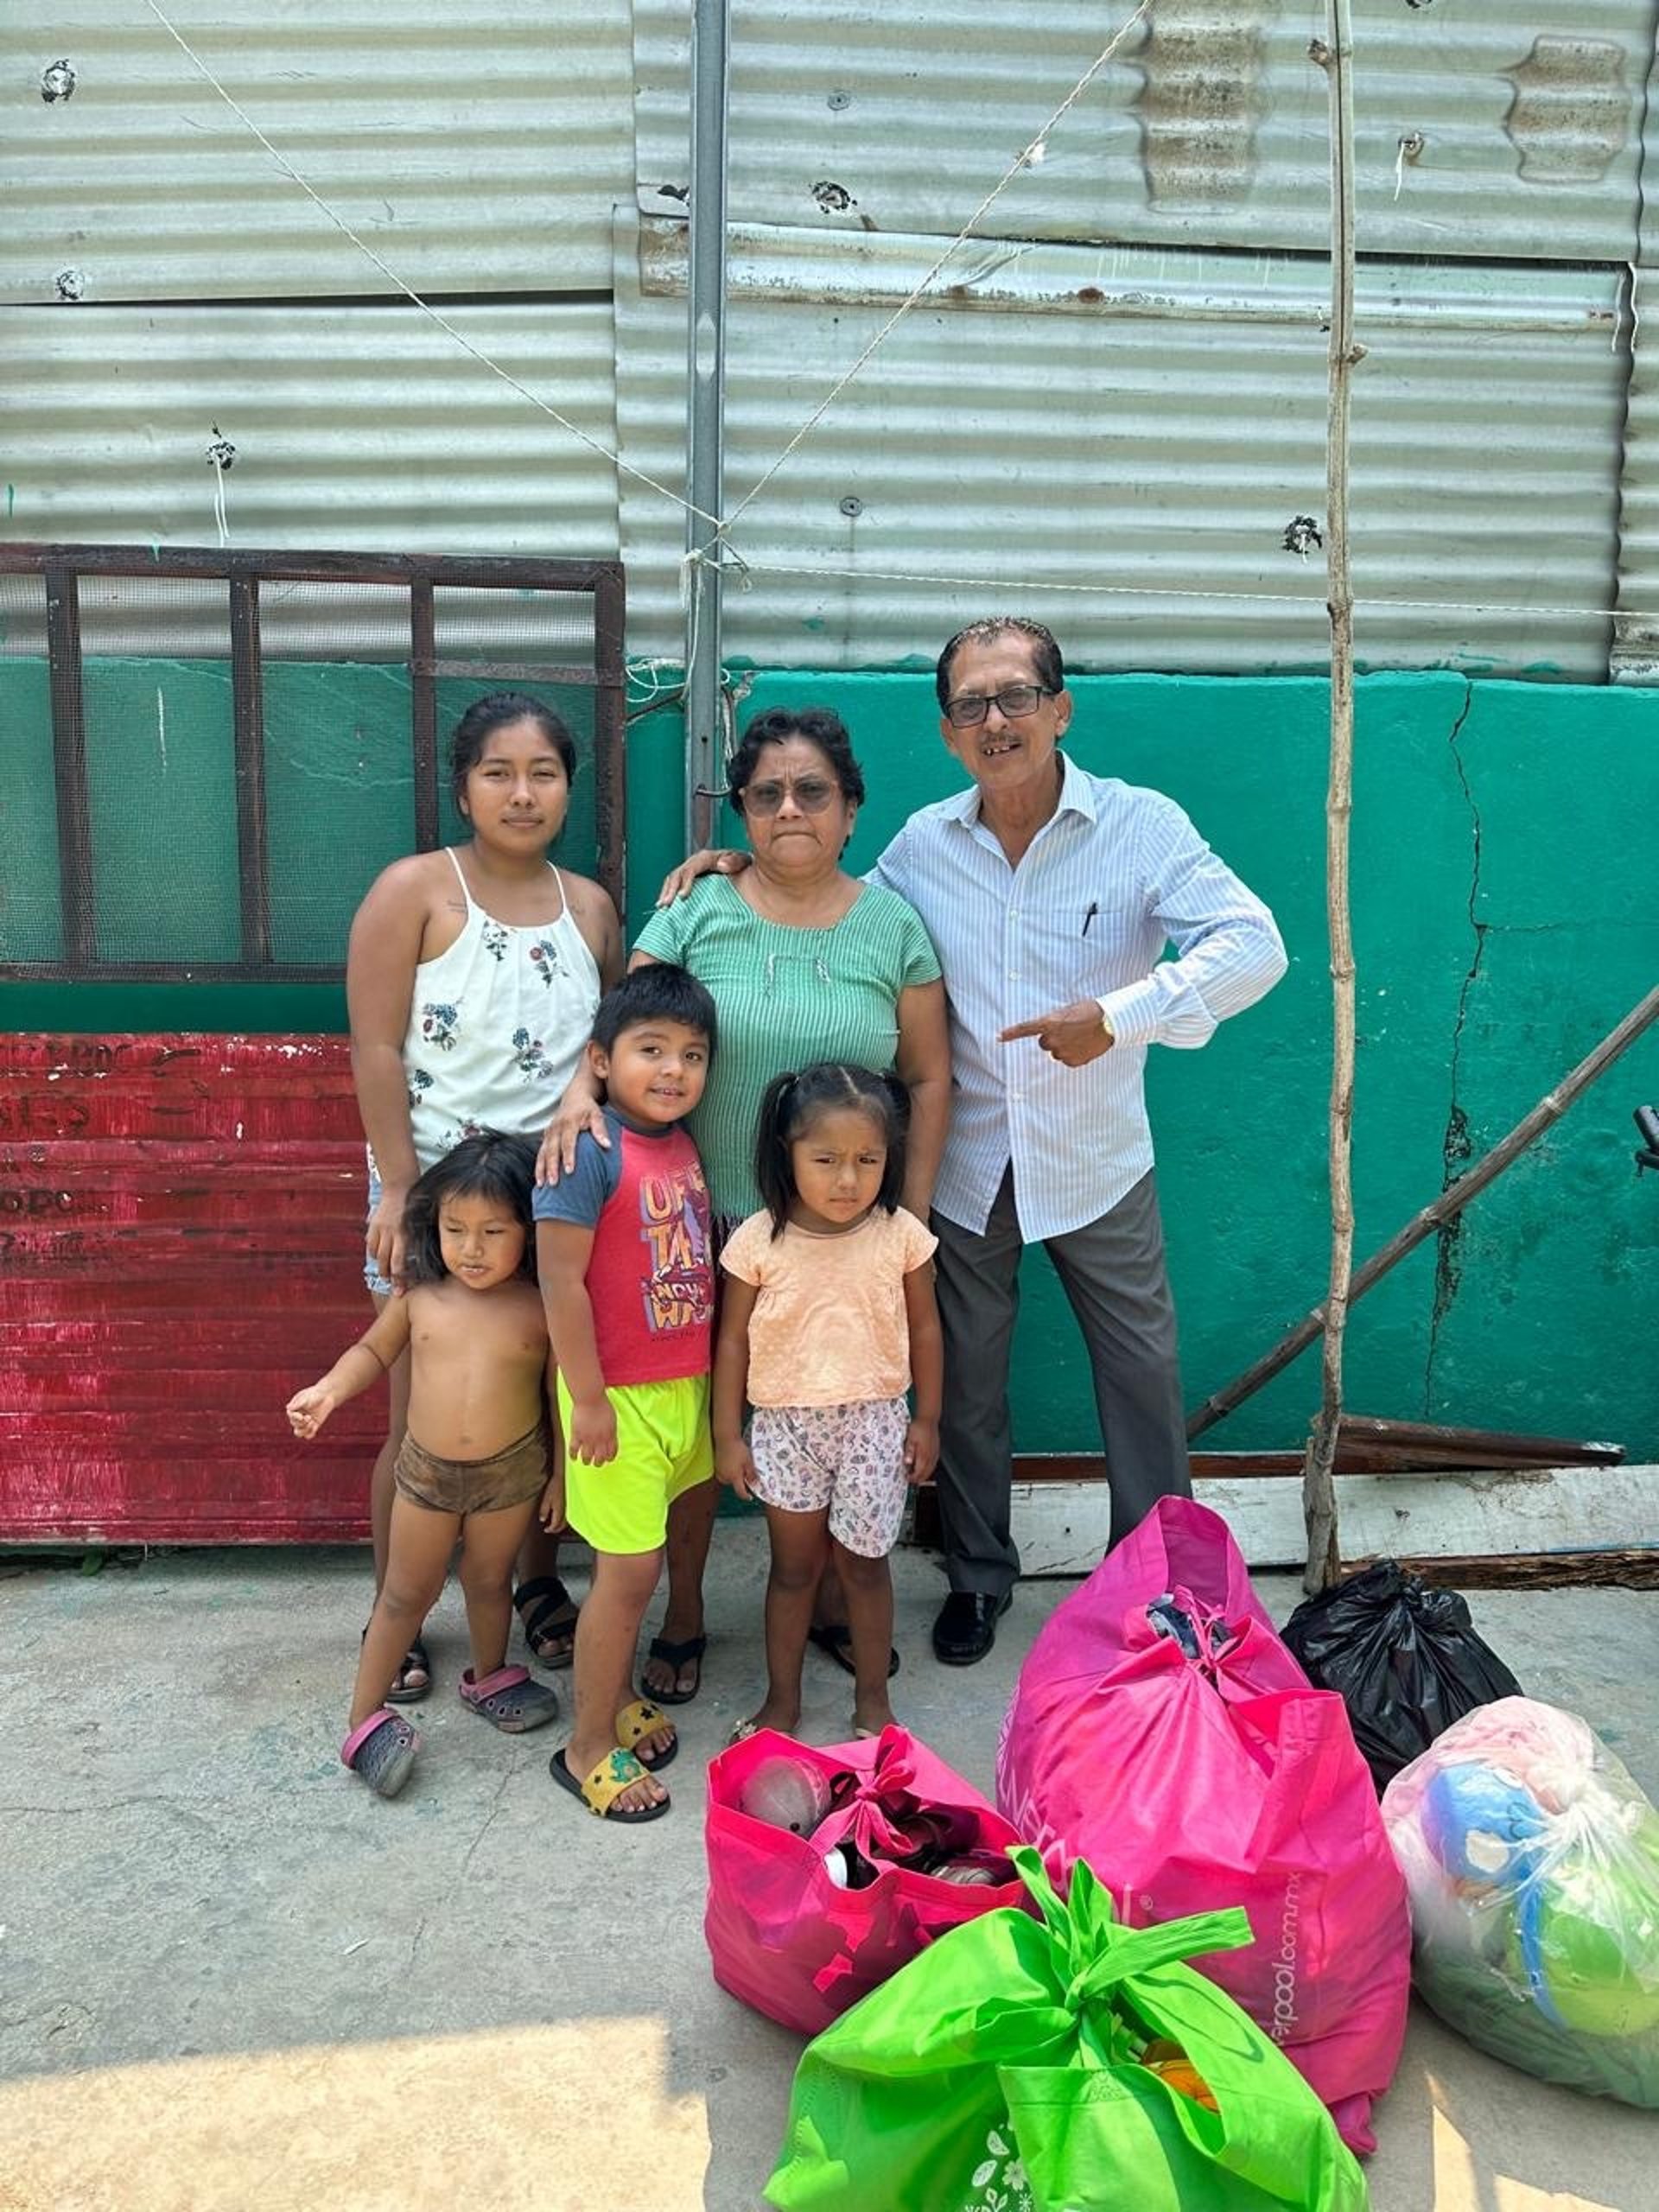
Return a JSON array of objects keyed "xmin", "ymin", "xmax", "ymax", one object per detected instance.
[{"xmin": 0, "ymin": 543, "xmax": 627, "ymax": 982}]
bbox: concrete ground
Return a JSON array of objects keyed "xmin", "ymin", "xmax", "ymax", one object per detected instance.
[{"xmin": 1, "ymin": 1522, "xmax": 1655, "ymax": 2212}]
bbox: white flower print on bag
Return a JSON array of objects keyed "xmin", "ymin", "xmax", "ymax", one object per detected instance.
[{"xmin": 963, "ymin": 2124, "xmax": 1032, "ymax": 2212}]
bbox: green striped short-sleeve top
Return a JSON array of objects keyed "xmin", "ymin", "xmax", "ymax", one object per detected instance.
[{"xmin": 632, "ymin": 875, "xmax": 942, "ymax": 1219}]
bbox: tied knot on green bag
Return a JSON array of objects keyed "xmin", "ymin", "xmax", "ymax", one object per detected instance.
[{"xmin": 1009, "ymin": 1847, "xmax": 1253, "ymax": 2020}]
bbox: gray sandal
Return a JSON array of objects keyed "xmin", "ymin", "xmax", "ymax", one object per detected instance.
[
  {"xmin": 458, "ymin": 1662, "xmax": 560, "ymax": 1733},
  {"xmin": 341, "ymin": 1708, "xmax": 421, "ymax": 1797}
]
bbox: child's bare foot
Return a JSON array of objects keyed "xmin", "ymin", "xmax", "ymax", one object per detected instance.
[
  {"xmin": 728, "ymin": 1695, "xmax": 801, "ymax": 1744},
  {"xmin": 851, "ymin": 1695, "xmax": 898, "ymax": 1739}
]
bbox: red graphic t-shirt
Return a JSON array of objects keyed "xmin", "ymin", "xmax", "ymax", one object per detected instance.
[{"xmin": 532, "ymin": 1109, "xmax": 715, "ymax": 1386}]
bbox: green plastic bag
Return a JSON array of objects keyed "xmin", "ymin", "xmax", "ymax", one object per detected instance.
[{"xmin": 765, "ymin": 1848, "xmax": 1370, "ymax": 2212}]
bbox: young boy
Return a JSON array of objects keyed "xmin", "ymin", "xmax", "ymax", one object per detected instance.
[{"xmin": 534, "ymin": 963, "xmax": 718, "ymax": 1822}]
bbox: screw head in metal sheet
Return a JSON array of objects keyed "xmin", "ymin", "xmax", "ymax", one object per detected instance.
[
  {"xmin": 41, "ymin": 58, "xmax": 77, "ymax": 102},
  {"xmin": 839, "ymin": 496, "xmax": 864, "ymax": 518},
  {"xmin": 827, "ymin": 90, "xmax": 852, "ymax": 111},
  {"xmin": 54, "ymin": 267, "xmax": 86, "ymax": 302}
]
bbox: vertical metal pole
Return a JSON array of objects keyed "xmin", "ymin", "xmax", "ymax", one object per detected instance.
[
  {"xmin": 228, "ymin": 573, "xmax": 272, "ymax": 966},
  {"xmin": 592, "ymin": 563, "xmax": 629, "ymax": 918},
  {"xmin": 410, "ymin": 578, "xmax": 441, "ymax": 850},
  {"xmin": 1303, "ymin": 0, "xmax": 1358, "ymax": 1592},
  {"xmin": 43, "ymin": 567, "xmax": 95, "ymax": 972},
  {"xmin": 683, "ymin": 0, "xmax": 730, "ymax": 850}
]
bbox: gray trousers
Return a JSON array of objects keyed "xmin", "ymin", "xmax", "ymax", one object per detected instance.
[{"xmin": 931, "ymin": 1166, "xmax": 1191, "ymax": 1597}]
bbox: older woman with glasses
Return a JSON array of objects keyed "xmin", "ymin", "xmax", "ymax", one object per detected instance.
[{"xmin": 542, "ymin": 704, "xmax": 949, "ymax": 1705}]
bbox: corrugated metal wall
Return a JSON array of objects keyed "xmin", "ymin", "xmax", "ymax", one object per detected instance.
[
  {"xmin": 3, "ymin": 2, "xmax": 631, "ymax": 575},
  {"xmin": 7, "ymin": 302, "xmax": 618, "ymax": 564},
  {"xmin": 616, "ymin": 217, "xmax": 1626, "ymax": 674},
  {"xmin": 633, "ymin": 0, "xmax": 1651, "ymax": 261},
  {"xmin": 624, "ymin": 0, "xmax": 1659, "ymax": 673},
  {"xmin": 5, "ymin": 1, "xmax": 1659, "ymax": 679},
  {"xmin": 6, "ymin": 1, "xmax": 632, "ymax": 299}
]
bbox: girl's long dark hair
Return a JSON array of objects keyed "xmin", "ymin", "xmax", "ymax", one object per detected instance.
[
  {"xmin": 401, "ymin": 1129, "xmax": 538, "ymax": 1285},
  {"xmin": 753, "ymin": 1063, "xmax": 908, "ymax": 1237}
]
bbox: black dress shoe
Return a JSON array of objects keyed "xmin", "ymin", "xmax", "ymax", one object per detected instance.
[{"xmin": 932, "ymin": 1588, "xmax": 1013, "ymax": 1667}]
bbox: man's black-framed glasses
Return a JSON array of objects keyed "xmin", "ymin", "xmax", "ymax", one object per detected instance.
[
  {"xmin": 944, "ymin": 683, "xmax": 1057, "ymax": 729},
  {"xmin": 738, "ymin": 774, "xmax": 841, "ymax": 816}
]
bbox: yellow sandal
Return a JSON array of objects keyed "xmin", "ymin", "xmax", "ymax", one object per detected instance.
[
  {"xmin": 550, "ymin": 1745, "xmax": 670, "ymax": 1823},
  {"xmin": 614, "ymin": 1697, "xmax": 678, "ymax": 1772}
]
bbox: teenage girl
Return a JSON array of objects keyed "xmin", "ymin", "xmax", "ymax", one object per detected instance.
[
  {"xmin": 287, "ymin": 1132, "xmax": 561, "ymax": 1796},
  {"xmin": 347, "ymin": 691, "xmax": 622, "ymax": 1699},
  {"xmin": 714, "ymin": 1064, "xmax": 944, "ymax": 1742}
]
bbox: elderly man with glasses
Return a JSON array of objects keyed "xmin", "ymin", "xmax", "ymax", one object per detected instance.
[{"xmin": 868, "ymin": 616, "xmax": 1287, "ymax": 1665}]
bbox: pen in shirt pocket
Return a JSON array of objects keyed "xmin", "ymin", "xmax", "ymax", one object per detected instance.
[{"xmin": 1081, "ymin": 901, "xmax": 1099, "ymax": 938}]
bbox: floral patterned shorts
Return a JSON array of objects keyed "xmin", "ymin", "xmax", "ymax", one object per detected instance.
[{"xmin": 748, "ymin": 1396, "xmax": 910, "ymax": 1558}]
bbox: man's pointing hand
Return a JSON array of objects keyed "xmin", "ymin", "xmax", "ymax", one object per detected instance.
[{"xmin": 998, "ymin": 1001, "xmax": 1116, "ymax": 1068}]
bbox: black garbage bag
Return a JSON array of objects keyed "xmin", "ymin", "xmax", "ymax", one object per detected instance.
[{"xmin": 1281, "ymin": 1560, "xmax": 1522, "ymax": 1790}]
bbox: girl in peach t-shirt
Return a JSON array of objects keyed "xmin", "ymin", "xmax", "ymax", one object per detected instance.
[{"xmin": 713, "ymin": 1063, "xmax": 944, "ymax": 1742}]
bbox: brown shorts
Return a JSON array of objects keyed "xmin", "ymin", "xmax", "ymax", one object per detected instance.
[{"xmin": 394, "ymin": 1422, "xmax": 550, "ymax": 1516}]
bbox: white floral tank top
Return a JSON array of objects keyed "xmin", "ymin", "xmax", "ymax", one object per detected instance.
[{"xmin": 392, "ymin": 847, "xmax": 601, "ymax": 1170}]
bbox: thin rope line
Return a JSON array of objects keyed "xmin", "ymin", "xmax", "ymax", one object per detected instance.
[
  {"xmin": 721, "ymin": 553, "xmax": 1649, "ymax": 625},
  {"xmin": 138, "ymin": 0, "xmax": 715, "ymax": 530},
  {"xmin": 720, "ymin": 0, "xmax": 1157, "ymax": 532}
]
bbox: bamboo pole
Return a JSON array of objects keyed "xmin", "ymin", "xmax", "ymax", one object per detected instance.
[
  {"xmin": 1186, "ymin": 981, "xmax": 1659, "ymax": 1440},
  {"xmin": 1302, "ymin": 0, "xmax": 1360, "ymax": 1592}
]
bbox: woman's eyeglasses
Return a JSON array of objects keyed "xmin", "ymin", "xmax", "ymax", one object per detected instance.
[
  {"xmin": 943, "ymin": 683, "xmax": 1056, "ymax": 729},
  {"xmin": 738, "ymin": 776, "xmax": 841, "ymax": 816}
]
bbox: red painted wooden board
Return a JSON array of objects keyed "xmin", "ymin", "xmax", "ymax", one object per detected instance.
[{"xmin": 0, "ymin": 1035, "xmax": 382, "ymax": 1543}]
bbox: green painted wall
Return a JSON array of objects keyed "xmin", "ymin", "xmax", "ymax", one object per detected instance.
[
  {"xmin": 0, "ymin": 658, "xmax": 601, "ymax": 978},
  {"xmin": 6, "ymin": 666, "xmax": 1658, "ymax": 1459}
]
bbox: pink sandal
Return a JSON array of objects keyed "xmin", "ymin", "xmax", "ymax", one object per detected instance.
[
  {"xmin": 458, "ymin": 1662, "xmax": 560, "ymax": 1733},
  {"xmin": 341, "ymin": 1708, "xmax": 420, "ymax": 1797}
]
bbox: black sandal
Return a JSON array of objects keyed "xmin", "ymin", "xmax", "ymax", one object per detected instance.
[
  {"xmin": 806, "ymin": 1623, "xmax": 900, "ymax": 1681},
  {"xmin": 382, "ymin": 1632, "xmax": 433, "ymax": 1705},
  {"xmin": 513, "ymin": 1576, "xmax": 579, "ymax": 1669},
  {"xmin": 639, "ymin": 1633, "xmax": 706, "ymax": 1707}
]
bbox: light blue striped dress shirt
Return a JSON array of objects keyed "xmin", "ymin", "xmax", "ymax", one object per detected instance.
[{"xmin": 868, "ymin": 751, "xmax": 1288, "ymax": 1243}]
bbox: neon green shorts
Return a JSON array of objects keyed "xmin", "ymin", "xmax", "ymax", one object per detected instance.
[{"xmin": 556, "ymin": 1371, "xmax": 714, "ymax": 1555}]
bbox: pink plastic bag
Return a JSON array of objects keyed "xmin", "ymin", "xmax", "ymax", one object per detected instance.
[
  {"xmin": 996, "ymin": 1496, "xmax": 1411, "ymax": 2153},
  {"xmin": 705, "ymin": 1723, "xmax": 1030, "ymax": 2037}
]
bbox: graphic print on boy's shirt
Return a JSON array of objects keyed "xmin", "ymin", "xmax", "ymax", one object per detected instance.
[{"xmin": 635, "ymin": 1157, "xmax": 714, "ymax": 1337}]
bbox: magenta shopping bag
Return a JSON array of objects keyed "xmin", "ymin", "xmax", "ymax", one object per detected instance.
[
  {"xmin": 996, "ymin": 1497, "xmax": 1411, "ymax": 2154},
  {"xmin": 705, "ymin": 1723, "xmax": 1030, "ymax": 2037}
]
